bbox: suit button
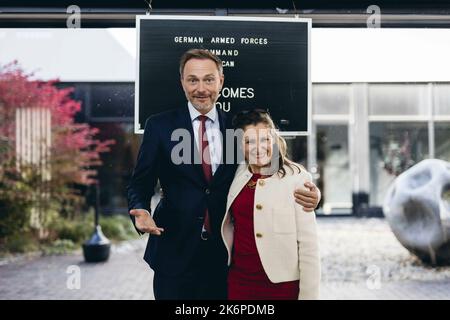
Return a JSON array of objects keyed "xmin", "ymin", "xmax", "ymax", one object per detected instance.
[
  {"xmin": 256, "ymin": 233, "xmax": 263, "ymax": 238},
  {"xmin": 256, "ymin": 204, "xmax": 263, "ymax": 210},
  {"xmin": 205, "ymin": 188, "xmax": 210, "ymax": 195},
  {"xmin": 258, "ymin": 180, "xmax": 265, "ymax": 186}
]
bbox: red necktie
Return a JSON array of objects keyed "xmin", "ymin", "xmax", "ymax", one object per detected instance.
[{"xmin": 198, "ymin": 115, "xmax": 212, "ymax": 234}]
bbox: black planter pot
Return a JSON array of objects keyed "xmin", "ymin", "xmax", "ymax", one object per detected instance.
[{"xmin": 82, "ymin": 225, "xmax": 111, "ymax": 263}]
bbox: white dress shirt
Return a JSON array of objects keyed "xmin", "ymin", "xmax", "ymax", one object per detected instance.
[{"xmin": 187, "ymin": 102, "xmax": 223, "ymax": 174}]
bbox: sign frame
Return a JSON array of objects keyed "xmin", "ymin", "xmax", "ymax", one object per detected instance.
[{"xmin": 134, "ymin": 15, "xmax": 311, "ymax": 136}]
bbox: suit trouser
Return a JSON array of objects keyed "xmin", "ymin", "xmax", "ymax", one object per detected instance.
[{"xmin": 153, "ymin": 238, "xmax": 228, "ymax": 300}]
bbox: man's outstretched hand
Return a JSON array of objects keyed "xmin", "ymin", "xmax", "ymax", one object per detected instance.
[{"xmin": 129, "ymin": 209, "xmax": 164, "ymax": 235}]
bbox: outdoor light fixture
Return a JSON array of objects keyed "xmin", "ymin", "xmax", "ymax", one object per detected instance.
[{"xmin": 82, "ymin": 184, "xmax": 111, "ymax": 263}]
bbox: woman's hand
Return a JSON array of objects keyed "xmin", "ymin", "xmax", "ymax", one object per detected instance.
[{"xmin": 294, "ymin": 182, "xmax": 321, "ymax": 212}]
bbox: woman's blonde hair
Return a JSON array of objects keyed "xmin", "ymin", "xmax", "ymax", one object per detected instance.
[{"xmin": 232, "ymin": 109, "xmax": 302, "ymax": 178}]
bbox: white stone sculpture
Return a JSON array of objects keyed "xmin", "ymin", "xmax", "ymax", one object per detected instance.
[{"xmin": 383, "ymin": 159, "xmax": 450, "ymax": 265}]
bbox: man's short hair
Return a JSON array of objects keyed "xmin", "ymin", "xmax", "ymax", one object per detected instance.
[{"xmin": 179, "ymin": 49, "xmax": 223, "ymax": 76}]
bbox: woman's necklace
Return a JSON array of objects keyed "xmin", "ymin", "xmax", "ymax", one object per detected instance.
[
  {"xmin": 246, "ymin": 172, "xmax": 270, "ymax": 189},
  {"xmin": 246, "ymin": 179, "xmax": 257, "ymax": 189}
]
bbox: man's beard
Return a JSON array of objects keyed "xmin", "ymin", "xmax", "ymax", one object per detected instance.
[{"xmin": 191, "ymin": 99, "xmax": 216, "ymax": 112}]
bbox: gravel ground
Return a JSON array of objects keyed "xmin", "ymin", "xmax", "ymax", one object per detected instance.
[{"xmin": 318, "ymin": 217, "xmax": 450, "ymax": 283}]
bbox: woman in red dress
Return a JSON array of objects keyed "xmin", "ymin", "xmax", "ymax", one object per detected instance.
[{"xmin": 221, "ymin": 109, "xmax": 321, "ymax": 300}]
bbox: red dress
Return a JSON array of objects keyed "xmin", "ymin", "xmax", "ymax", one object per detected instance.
[{"xmin": 227, "ymin": 173, "xmax": 299, "ymax": 300}]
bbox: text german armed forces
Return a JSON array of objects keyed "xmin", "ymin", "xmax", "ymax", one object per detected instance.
[{"xmin": 174, "ymin": 36, "xmax": 269, "ymax": 45}]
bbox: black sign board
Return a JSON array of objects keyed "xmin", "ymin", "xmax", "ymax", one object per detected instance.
[{"xmin": 135, "ymin": 15, "xmax": 311, "ymax": 135}]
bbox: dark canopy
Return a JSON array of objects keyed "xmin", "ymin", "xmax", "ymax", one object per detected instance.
[{"xmin": 1, "ymin": 0, "xmax": 450, "ymax": 28}]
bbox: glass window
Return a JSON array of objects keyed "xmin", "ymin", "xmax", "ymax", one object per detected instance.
[
  {"xmin": 312, "ymin": 84, "xmax": 350, "ymax": 115},
  {"xmin": 434, "ymin": 84, "xmax": 450, "ymax": 116},
  {"xmin": 285, "ymin": 136, "xmax": 307, "ymax": 168},
  {"xmin": 435, "ymin": 122, "xmax": 450, "ymax": 162},
  {"xmin": 88, "ymin": 123, "xmax": 139, "ymax": 213},
  {"xmin": 369, "ymin": 122, "xmax": 429, "ymax": 206},
  {"xmin": 89, "ymin": 83, "xmax": 135, "ymax": 120},
  {"xmin": 368, "ymin": 84, "xmax": 429, "ymax": 116},
  {"xmin": 316, "ymin": 125, "xmax": 352, "ymax": 213},
  {"xmin": 58, "ymin": 82, "xmax": 135, "ymax": 121}
]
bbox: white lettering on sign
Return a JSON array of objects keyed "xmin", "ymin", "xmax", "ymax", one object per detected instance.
[
  {"xmin": 174, "ymin": 36, "xmax": 204, "ymax": 43},
  {"xmin": 240, "ymin": 37, "xmax": 268, "ymax": 45},
  {"xmin": 208, "ymin": 49, "xmax": 239, "ymax": 57},
  {"xmin": 220, "ymin": 87, "xmax": 255, "ymax": 99},
  {"xmin": 210, "ymin": 37, "xmax": 235, "ymax": 44},
  {"xmin": 222, "ymin": 61, "xmax": 235, "ymax": 67},
  {"xmin": 216, "ymin": 101, "xmax": 231, "ymax": 112}
]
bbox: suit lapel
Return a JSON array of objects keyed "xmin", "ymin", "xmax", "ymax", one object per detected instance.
[{"xmin": 225, "ymin": 163, "xmax": 252, "ymax": 214}]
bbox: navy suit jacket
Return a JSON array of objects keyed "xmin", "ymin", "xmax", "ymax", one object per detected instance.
[{"xmin": 127, "ymin": 107, "xmax": 238, "ymax": 276}]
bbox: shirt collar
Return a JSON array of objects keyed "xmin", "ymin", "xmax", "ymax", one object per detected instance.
[{"xmin": 188, "ymin": 102, "xmax": 217, "ymax": 123}]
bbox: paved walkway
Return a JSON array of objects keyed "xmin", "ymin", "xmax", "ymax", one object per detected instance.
[
  {"xmin": 0, "ymin": 239, "xmax": 153, "ymax": 300},
  {"xmin": 1, "ymin": 217, "xmax": 449, "ymax": 300}
]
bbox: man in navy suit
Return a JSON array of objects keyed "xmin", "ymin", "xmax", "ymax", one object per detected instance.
[{"xmin": 127, "ymin": 49, "xmax": 321, "ymax": 300}]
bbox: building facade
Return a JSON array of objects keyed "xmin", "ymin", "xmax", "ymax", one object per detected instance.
[{"xmin": 1, "ymin": 27, "xmax": 449, "ymax": 216}]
